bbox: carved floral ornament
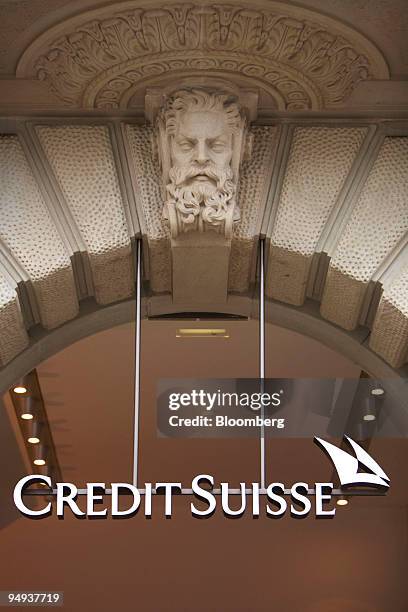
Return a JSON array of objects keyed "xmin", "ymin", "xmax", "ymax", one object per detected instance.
[{"xmin": 17, "ymin": 2, "xmax": 389, "ymax": 111}]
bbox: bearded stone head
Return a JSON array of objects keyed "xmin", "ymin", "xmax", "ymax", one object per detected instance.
[{"xmin": 155, "ymin": 89, "xmax": 249, "ymax": 236}]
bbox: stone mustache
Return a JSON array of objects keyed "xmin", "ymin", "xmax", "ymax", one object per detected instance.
[{"xmin": 154, "ymin": 89, "xmax": 249, "ymax": 238}]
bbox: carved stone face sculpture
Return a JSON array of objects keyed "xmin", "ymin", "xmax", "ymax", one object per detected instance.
[{"xmin": 155, "ymin": 89, "xmax": 248, "ymax": 236}]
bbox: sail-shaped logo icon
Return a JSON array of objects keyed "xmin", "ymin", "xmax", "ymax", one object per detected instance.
[{"xmin": 314, "ymin": 436, "xmax": 390, "ymax": 489}]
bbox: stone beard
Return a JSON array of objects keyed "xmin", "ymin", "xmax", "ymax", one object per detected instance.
[
  {"xmin": 156, "ymin": 89, "xmax": 247, "ymax": 235},
  {"xmin": 166, "ymin": 163, "xmax": 235, "ymax": 227}
]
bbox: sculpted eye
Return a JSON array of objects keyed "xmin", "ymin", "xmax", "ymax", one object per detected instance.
[
  {"xmin": 211, "ymin": 140, "xmax": 226, "ymax": 152},
  {"xmin": 177, "ymin": 140, "xmax": 194, "ymax": 151}
]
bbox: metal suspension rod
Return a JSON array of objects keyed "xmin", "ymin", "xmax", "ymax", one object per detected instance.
[
  {"xmin": 24, "ymin": 488, "xmax": 384, "ymax": 497},
  {"xmin": 132, "ymin": 239, "xmax": 142, "ymax": 487},
  {"xmin": 259, "ymin": 239, "xmax": 266, "ymax": 490}
]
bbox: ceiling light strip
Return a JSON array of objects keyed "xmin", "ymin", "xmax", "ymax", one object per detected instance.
[
  {"xmin": 176, "ymin": 329, "xmax": 229, "ymax": 338},
  {"xmin": 9, "ymin": 369, "xmax": 62, "ymax": 483}
]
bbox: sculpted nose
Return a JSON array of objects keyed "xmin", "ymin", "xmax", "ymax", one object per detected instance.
[{"xmin": 195, "ymin": 141, "xmax": 209, "ymax": 165}]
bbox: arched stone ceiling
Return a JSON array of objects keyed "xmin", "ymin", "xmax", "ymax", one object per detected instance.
[
  {"xmin": 0, "ymin": 118, "xmax": 407, "ymax": 378},
  {"xmin": 16, "ymin": 1, "xmax": 389, "ymax": 111},
  {"xmin": 0, "ymin": 0, "xmax": 407, "ymax": 384}
]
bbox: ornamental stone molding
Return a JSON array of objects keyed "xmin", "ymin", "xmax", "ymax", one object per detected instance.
[{"xmin": 16, "ymin": 1, "xmax": 389, "ymax": 111}]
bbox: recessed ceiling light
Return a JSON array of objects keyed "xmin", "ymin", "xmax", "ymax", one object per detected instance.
[
  {"xmin": 363, "ymin": 414, "xmax": 376, "ymax": 422},
  {"xmin": 371, "ymin": 388, "xmax": 385, "ymax": 396},
  {"xmin": 33, "ymin": 443, "xmax": 46, "ymax": 467},
  {"xmin": 337, "ymin": 497, "xmax": 348, "ymax": 506},
  {"xmin": 19, "ymin": 396, "xmax": 36, "ymax": 420},
  {"xmin": 13, "ymin": 386, "xmax": 27, "ymax": 394},
  {"xmin": 28, "ymin": 420, "xmax": 41, "ymax": 442}
]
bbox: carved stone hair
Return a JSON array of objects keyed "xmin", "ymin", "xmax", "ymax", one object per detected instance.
[{"xmin": 159, "ymin": 89, "xmax": 245, "ymax": 135}]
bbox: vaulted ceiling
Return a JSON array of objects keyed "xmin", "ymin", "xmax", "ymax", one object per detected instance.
[{"xmin": 0, "ymin": 0, "xmax": 407, "ymax": 385}]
